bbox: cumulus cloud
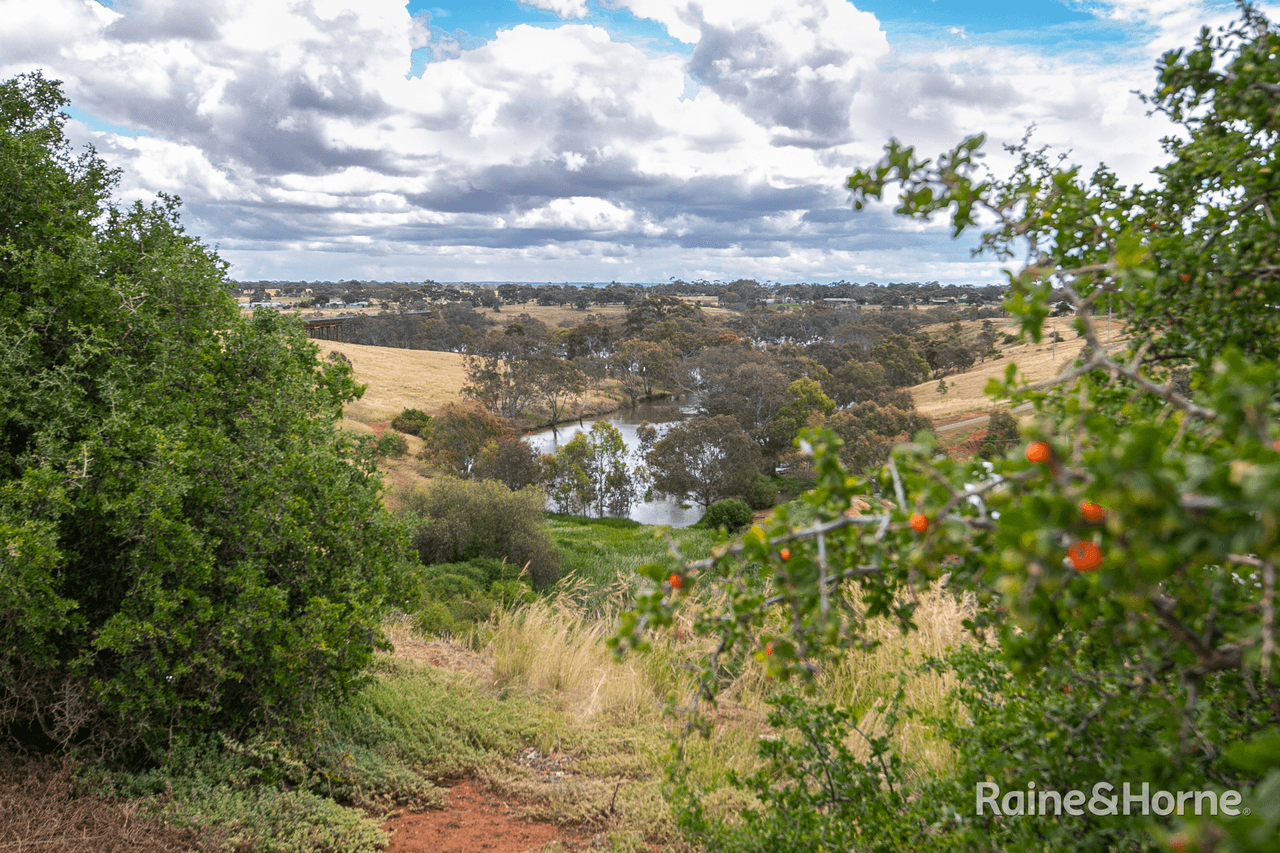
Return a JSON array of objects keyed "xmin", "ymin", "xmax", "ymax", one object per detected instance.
[
  {"xmin": 518, "ymin": 0, "xmax": 590, "ymax": 19},
  {"xmin": 0, "ymin": 0, "xmax": 1236, "ymax": 282},
  {"xmin": 619, "ymin": 0, "xmax": 888, "ymax": 147}
]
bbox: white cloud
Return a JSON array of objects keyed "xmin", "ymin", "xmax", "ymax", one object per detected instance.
[
  {"xmin": 618, "ymin": 0, "xmax": 889, "ymax": 146},
  {"xmin": 515, "ymin": 197, "xmax": 637, "ymax": 231},
  {"xmin": 517, "ymin": 0, "xmax": 590, "ymax": 19},
  {"xmin": 0, "ymin": 0, "xmax": 1253, "ymax": 282}
]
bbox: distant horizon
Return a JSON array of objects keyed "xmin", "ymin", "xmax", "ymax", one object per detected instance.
[{"xmin": 231, "ymin": 279, "xmax": 1004, "ymax": 288}]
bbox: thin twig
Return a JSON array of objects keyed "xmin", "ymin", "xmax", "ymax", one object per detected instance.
[
  {"xmin": 887, "ymin": 456, "xmax": 907, "ymax": 512},
  {"xmin": 1229, "ymin": 555, "xmax": 1276, "ymax": 678}
]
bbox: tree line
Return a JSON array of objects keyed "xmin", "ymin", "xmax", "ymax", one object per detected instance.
[{"xmin": 378, "ymin": 287, "xmax": 1013, "ymax": 516}]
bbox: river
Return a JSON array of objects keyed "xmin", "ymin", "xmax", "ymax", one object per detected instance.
[{"xmin": 525, "ymin": 396, "xmax": 703, "ymax": 527}]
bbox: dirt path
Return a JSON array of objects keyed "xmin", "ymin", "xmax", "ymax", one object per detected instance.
[
  {"xmin": 382, "ymin": 781, "xmax": 595, "ymax": 853},
  {"xmin": 376, "ymin": 634, "xmax": 603, "ymax": 853},
  {"xmin": 933, "ymin": 402, "xmax": 1034, "ymax": 435}
]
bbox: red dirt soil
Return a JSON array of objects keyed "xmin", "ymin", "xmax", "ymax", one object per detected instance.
[{"xmin": 382, "ymin": 780, "xmax": 595, "ymax": 853}]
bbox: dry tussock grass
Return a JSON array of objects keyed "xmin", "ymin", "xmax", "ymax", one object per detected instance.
[
  {"xmin": 821, "ymin": 582, "xmax": 979, "ymax": 774},
  {"xmin": 485, "ymin": 577, "xmax": 975, "ymax": 778},
  {"xmin": 489, "ymin": 577, "xmax": 680, "ymax": 725}
]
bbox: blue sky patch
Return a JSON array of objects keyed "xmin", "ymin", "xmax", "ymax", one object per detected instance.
[{"xmin": 64, "ymin": 106, "xmax": 150, "ymax": 138}]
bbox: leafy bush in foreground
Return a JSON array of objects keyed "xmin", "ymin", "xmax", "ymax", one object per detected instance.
[{"xmin": 0, "ymin": 73, "xmax": 412, "ymax": 760}]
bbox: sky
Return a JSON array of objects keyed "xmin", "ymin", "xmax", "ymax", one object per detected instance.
[{"xmin": 1, "ymin": 0, "xmax": 1269, "ymax": 285}]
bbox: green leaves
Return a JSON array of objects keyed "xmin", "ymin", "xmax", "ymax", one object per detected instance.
[
  {"xmin": 0, "ymin": 73, "xmax": 413, "ymax": 758},
  {"xmin": 846, "ymin": 133, "xmax": 990, "ymax": 237},
  {"xmin": 616, "ymin": 9, "xmax": 1280, "ymax": 852}
]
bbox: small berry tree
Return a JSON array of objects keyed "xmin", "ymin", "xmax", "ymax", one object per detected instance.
[{"xmin": 615, "ymin": 7, "xmax": 1280, "ymax": 851}]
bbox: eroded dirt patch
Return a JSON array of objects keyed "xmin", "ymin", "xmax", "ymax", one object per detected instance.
[{"xmin": 382, "ymin": 780, "xmax": 595, "ymax": 853}]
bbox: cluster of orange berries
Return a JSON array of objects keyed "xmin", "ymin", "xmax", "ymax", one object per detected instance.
[{"xmin": 1027, "ymin": 442, "xmax": 1109, "ymax": 572}]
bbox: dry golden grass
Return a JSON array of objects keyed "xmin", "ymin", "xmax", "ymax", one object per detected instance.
[
  {"xmin": 910, "ymin": 316, "xmax": 1133, "ymax": 421},
  {"xmin": 820, "ymin": 583, "xmax": 978, "ymax": 773},
  {"xmin": 488, "ymin": 578, "xmax": 680, "ymax": 726},
  {"xmin": 476, "ymin": 301, "xmax": 628, "ymax": 327},
  {"xmin": 313, "ymin": 340, "xmax": 471, "ymax": 422},
  {"xmin": 484, "ymin": 578, "xmax": 973, "ymax": 778},
  {"xmin": 315, "ymin": 337, "xmax": 620, "ymax": 428}
]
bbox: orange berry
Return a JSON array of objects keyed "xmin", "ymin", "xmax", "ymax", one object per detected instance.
[
  {"xmin": 668, "ymin": 573, "xmax": 684, "ymax": 590},
  {"xmin": 1026, "ymin": 441, "xmax": 1052, "ymax": 464},
  {"xmin": 1067, "ymin": 541, "xmax": 1104, "ymax": 572},
  {"xmin": 779, "ymin": 548, "xmax": 791, "ymax": 561},
  {"xmin": 1063, "ymin": 685, "xmax": 1073, "ymax": 694},
  {"xmin": 1180, "ymin": 273, "xmax": 1191, "ymax": 282},
  {"xmin": 1273, "ymin": 437, "xmax": 1280, "ymax": 452},
  {"xmin": 765, "ymin": 642, "xmax": 774, "ymax": 655},
  {"xmin": 1080, "ymin": 501, "xmax": 1108, "ymax": 524},
  {"xmin": 910, "ymin": 513, "xmax": 929, "ymax": 533}
]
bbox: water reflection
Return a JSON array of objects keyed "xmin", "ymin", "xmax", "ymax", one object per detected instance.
[{"xmin": 525, "ymin": 396, "xmax": 702, "ymax": 527}]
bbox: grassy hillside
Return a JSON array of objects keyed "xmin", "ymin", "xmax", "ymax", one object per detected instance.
[
  {"xmin": 908, "ymin": 315, "xmax": 1133, "ymax": 421},
  {"xmin": 312, "ymin": 341, "xmax": 471, "ymax": 423}
]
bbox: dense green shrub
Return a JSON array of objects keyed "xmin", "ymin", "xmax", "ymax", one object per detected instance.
[
  {"xmin": 743, "ymin": 474, "xmax": 778, "ymax": 510},
  {"xmin": 411, "ymin": 600, "xmax": 466, "ymax": 637},
  {"xmin": 390, "ymin": 407, "xmax": 431, "ymax": 437},
  {"xmin": 0, "ymin": 73, "xmax": 412, "ymax": 759},
  {"xmin": 400, "ymin": 478, "xmax": 560, "ymax": 588},
  {"xmin": 375, "ymin": 430, "xmax": 409, "ymax": 458},
  {"xmin": 409, "ymin": 559, "xmax": 535, "ymax": 637},
  {"xmin": 699, "ymin": 499, "xmax": 753, "ymax": 532}
]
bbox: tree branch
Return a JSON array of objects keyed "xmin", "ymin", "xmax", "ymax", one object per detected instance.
[{"xmin": 1150, "ymin": 594, "xmax": 1244, "ymax": 675}]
